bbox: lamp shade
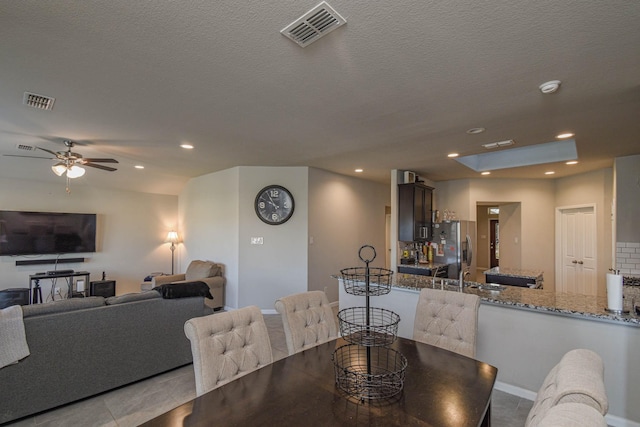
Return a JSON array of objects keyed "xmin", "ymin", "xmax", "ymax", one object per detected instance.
[
  {"xmin": 51, "ymin": 163, "xmax": 67, "ymax": 176},
  {"xmin": 66, "ymin": 165, "xmax": 86, "ymax": 178},
  {"xmin": 166, "ymin": 231, "xmax": 180, "ymax": 243}
]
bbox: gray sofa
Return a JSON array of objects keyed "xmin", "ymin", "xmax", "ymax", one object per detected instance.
[{"xmin": 0, "ymin": 292, "xmax": 212, "ymax": 424}]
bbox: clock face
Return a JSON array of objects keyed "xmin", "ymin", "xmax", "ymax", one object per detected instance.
[{"xmin": 254, "ymin": 185, "xmax": 295, "ymax": 225}]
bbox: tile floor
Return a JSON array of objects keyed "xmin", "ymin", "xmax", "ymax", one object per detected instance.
[{"xmin": 7, "ymin": 312, "xmax": 532, "ymax": 427}]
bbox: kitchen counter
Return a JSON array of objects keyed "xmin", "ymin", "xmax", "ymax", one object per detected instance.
[
  {"xmin": 392, "ymin": 273, "xmax": 639, "ymax": 327},
  {"xmin": 483, "ymin": 266, "xmax": 544, "ymax": 288}
]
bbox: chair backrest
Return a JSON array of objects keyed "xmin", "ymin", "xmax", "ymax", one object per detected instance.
[
  {"xmin": 274, "ymin": 291, "xmax": 338, "ymax": 355},
  {"xmin": 537, "ymin": 403, "xmax": 608, "ymax": 427},
  {"xmin": 184, "ymin": 306, "xmax": 273, "ymax": 396},
  {"xmin": 525, "ymin": 348, "xmax": 608, "ymax": 427},
  {"xmin": 412, "ymin": 288, "xmax": 480, "ymax": 358},
  {"xmin": 185, "ymin": 260, "xmax": 221, "ymax": 281}
]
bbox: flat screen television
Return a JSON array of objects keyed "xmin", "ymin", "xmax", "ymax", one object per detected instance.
[{"xmin": 0, "ymin": 210, "xmax": 96, "ymax": 256}]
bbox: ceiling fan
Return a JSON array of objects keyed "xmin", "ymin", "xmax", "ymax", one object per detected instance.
[
  {"xmin": 6, "ymin": 139, "xmax": 119, "ymax": 176},
  {"xmin": 4, "ymin": 139, "xmax": 119, "ymax": 192}
]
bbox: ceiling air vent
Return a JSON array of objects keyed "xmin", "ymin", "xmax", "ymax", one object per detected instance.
[
  {"xmin": 16, "ymin": 144, "xmax": 37, "ymax": 152},
  {"xmin": 23, "ymin": 92, "xmax": 55, "ymax": 111},
  {"xmin": 281, "ymin": 1, "xmax": 346, "ymax": 48}
]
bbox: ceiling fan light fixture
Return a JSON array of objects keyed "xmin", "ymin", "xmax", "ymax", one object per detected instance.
[
  {"xmin": 66, "ymin": 165, "xmax": 86, "ymax": 178},
  {"xmin": 51, "ymin": 163, "xmax": 67, "ymax": 176}
]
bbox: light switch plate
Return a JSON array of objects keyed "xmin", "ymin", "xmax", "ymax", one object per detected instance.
[{"xmin": 251, "ymin": 237, "xmax": 264, "ymax": 245}]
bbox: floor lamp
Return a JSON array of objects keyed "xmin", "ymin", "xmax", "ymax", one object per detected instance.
[{"xmin": 166, "ymin": 231, "xmax": 180, "ymax": 275}]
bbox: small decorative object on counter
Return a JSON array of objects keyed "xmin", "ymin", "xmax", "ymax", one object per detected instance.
[
  {"xmin": 606, "ymin": 271, "xmax": 626, "ymax": 314},
  {"xmin": 335, "ymin": 245, "xmax": 406, "ymax": 401}
]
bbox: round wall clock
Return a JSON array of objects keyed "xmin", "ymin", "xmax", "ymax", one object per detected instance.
[{"xmin": 254, "ymin": 185, "xmax": 295, "ymax": 225}]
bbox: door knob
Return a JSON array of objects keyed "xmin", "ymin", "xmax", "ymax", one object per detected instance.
[
  {"xmin": 578, "ymin": 260, "xmax": 584, "ymax": 265},
  {"xmin": 572, "ymin": 260, "xmax": 577, "ymax": 264}
]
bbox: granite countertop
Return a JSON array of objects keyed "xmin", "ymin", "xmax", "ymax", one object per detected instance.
[
  {"xmin": 397, "ymin": 262, "xmax": 448, "ymax": 270},
  {"xmin": 391, "ymin": 273, "xmax": 640, "ymax": 327},
  {"xmin": 483, "ymin": 266, "xmax": 543, "ymax": 280}
]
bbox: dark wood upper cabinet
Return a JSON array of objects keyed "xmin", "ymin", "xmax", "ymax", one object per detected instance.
[{"xmin": 398, "ymin": 183, "xmax": 433, "ymax": 242}]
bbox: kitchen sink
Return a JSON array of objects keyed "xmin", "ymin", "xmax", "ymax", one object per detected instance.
[{"xmin": 467, "ymin": 283, "xmax": 506, "ymax": 292}]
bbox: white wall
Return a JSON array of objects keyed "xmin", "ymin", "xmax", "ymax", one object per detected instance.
[
  {"xmin": 0, "ymin": 177, "xmax": 178, "ymax": 298},
  {"xmin": 555, "ymin": 168, "xmax": 614, "ymax": 294},
  {"xmin": 237, "ymin": 166, "xmax": 308, "ymax": 310},
  {"xmin": 308, "ymin": 168, "xmax": 390, "ymax": 303},
  {"xmin": 179, "ymin": 166, "xmax": 309, "ymax": 311},
  {"xmin": 179, "ymin": 167, "xmax": 240, "ymax": 307},
  {"xmin": 434, "ymin": 178, "xmax": 556, "ymax": 289}
]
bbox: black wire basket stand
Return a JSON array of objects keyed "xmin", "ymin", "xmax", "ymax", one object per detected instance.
[{"xmin": 333, "ymin": 245, "xmax": 407, "ymax": 401}]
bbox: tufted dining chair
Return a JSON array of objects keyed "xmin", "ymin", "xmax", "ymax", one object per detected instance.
[
  {"xmin": 412, "ymin": 287, "xmax": 480, "ymax": 358},
  {"xmin": 274, "ymin": 291, "xmax": 339, "ymax": 355},
  {"xmin": 184, "ymin": 306, "xmax": 273, "ymax": 396},
  {"xmin": 525, "ymin": 348, "xmax": 608, "ymax": 427}
]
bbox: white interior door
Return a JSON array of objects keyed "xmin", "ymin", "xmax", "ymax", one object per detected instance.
[{"xmin": 557, "ymin": 206, "xmax": 597, "ymax": 295}]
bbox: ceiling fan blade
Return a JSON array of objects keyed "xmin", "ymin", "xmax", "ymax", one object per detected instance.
[
  {"xmin": 82, "ymin": 158, "xmax": 119, "ymax": 164},
  {"xmin": 2, "ymin": 154, "xmax": 55, "ymax": 159},
  {"xmin": 83, "ymin": 162, "xmax": 117, "ymax": 172},
  {"xmin": 35, "ymin": 146, "xmax": 61, "ymax": 157}
]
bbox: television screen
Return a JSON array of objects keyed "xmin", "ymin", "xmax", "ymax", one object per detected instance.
[{"xmin": 0, "ymin": 211, "xmax": 96, "ymax": 256}]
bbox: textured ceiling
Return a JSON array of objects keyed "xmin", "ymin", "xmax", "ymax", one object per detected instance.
[{"xmin": 0, "ymin": 1, "xmax": 639, "ymax": 195}]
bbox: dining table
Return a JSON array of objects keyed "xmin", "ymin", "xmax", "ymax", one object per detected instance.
[{"xmin": 141, "ymin": 336, "xmax": 498, "ymax": 426}]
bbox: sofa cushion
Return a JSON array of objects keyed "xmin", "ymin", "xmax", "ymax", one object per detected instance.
[
  {"xmin": 185, "ymin": 260, "xmax": 219, "ymax": 281},
  {"xmin": 154, "ymin": 282, "xmax": 213, "ymax": 299},
  {"xmin": 22, "ymin": 297, "xmax": 105, "ymax": 318},
  {"xmin": 105, "ymin": 291, "xmax": 161, "ymax": 305}
]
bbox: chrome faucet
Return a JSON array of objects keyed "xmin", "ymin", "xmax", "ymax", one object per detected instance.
[{"xmin": 459, "ymin": 268, "xmax": 470, "ymax": 289}]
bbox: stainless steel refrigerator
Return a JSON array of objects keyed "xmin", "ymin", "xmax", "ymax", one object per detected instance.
[{"xmin": 431, "ymin": 220, "xmax": 476, "ymax": 280}]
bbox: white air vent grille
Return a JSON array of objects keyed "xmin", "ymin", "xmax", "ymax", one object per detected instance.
[
  {"xmin": 281, "ymin": 1, "xmax": 346, "ymax": 47},
  {"xmin": 482, "ymin": 140, "xmax": 515, "ymax": 149},
  {"xmin": 16, "ymin": 144, "xmax": 37, "ymax": 152},
  {"xmin": 23, "ymin": 92, "xmax": 55, "ymax": 110}
]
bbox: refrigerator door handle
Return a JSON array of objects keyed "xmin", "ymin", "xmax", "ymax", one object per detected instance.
[{"xmin": 466, "ymin": 234, "xmax": 473, "ymax": 266}]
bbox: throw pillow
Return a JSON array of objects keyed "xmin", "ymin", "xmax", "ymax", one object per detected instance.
[
  {"xmin": 185, "ymin": 260, "xmax": 216, "ymax": 281},
  {"xmin": 153, "ymin": 282, "xmax": 213, "ymax": 299}
]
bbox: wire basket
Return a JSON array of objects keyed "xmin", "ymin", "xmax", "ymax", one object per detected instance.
[
  {"xmin": 332, "ymin": 344, "xmax": 407, "ymax": 400},
  {"xmin": 340, "ymin": 267, "xmax": 393, "ymax": 296},
  {"xmin": 338, "ymin": 307, "xmax": 400, "ymax": 347}
]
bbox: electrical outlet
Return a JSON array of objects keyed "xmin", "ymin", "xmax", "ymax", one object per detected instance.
[
  {"xmin": 251, "ymin": 237, "xmax": 264, "ymax": 245},
  {"xmin": 54, "ymin": 287, "xmax": 61, "ymax": 295}
]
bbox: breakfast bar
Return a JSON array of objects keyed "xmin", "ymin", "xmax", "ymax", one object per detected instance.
[{"xmin": 338, "ymin": 273, "xmax": 640, "ymax": 424}]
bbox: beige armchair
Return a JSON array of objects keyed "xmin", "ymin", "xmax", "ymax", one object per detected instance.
[{"xmin": 152, "ymin": 260, "xmax": 225, "ymax": 310}]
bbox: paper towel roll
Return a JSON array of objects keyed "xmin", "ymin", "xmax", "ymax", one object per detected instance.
[{"xmin": 606, "ymin": 273, "xmax": 623, "ymax": 311}]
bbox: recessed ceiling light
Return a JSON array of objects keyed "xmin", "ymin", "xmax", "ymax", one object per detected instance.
[
  {"xmin": 354, "ymin": 168, "xmax": 363, "ymax": 173},
  {"xmin": 545, "ymin": 171, "xmax": 555, "ymax": 175},
  {"xmin": 481, "ymin": 171, "xmax": 491, "ymax": 175},
  {"xmin": 539, "ymin": 80, "xmax": 561, "ymax": 94},
  {"xmin": 557, "ymin": 132, "xmax": 574, "ymax": 139},
  {"xmin": 447, "ymin": 153, "xmax": 459, "ymax": 158},
  {"xmin": 134, "ymin": 165, "xmax": 145, "ymax": 169},
  {"xmin": 466, "ymin": 127, "xmax": 485, "ymax": 135},
  {"xmin": 566, "ymin": 160, "xmax": 578, "ymax": 165},
  {"xmin": 180, "ymin": 143, "xmax": 194, "ymax": 149}
]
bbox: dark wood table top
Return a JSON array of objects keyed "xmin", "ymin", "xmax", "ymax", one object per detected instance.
[{"xmin": 142, "ymin": 337, "xmax": 497, "ymax": 427}]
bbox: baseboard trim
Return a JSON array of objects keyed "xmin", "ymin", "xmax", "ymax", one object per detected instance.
[{"xmin": 493, "ymin": 381, "xmax": 536, "ymax": 401}]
